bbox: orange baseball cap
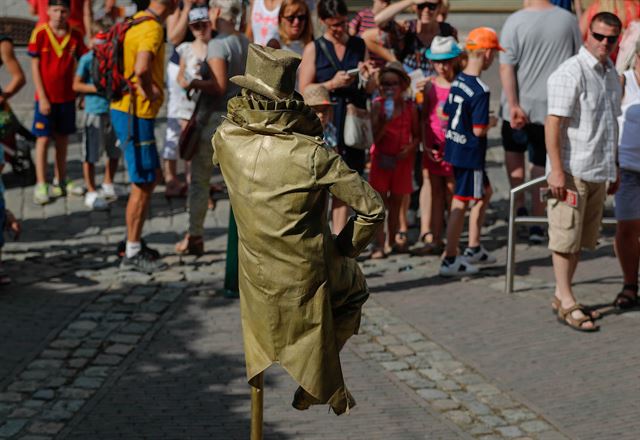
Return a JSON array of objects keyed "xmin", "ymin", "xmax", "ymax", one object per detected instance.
[{"xmin": 466, "ymin": 27, "xmax": 505, "ymax": 52}]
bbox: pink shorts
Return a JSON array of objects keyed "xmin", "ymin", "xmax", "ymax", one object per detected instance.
[{"xmin": 369, "ymin": 154, "xmax": 414, "ymax": 195}]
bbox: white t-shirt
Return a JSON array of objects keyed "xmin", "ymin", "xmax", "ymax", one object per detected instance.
[
  {"xmin": 619, "ymin": 70, "xmax": 640, "ymax": 173},
  {"xmin": 251, "ymin": 0, "xmax": 280, "ymax": 46}
]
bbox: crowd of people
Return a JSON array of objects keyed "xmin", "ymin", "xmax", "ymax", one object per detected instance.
[{"xmin": 1, "ymin": 0, "xmax": 640, "ymax": 330}]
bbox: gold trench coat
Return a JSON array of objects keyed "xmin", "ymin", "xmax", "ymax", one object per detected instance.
[{"xmin": 212, "ymin": 92, "xmax": 385, "ymax": 414}]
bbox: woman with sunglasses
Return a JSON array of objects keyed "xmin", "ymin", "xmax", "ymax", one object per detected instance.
[
  {"xmin": 266, "ymin": 0, "xmax": 313, "ymax": 56},
  {"xmin": 299, "ymin": 0, "xmax": 377, "ymax": 234},
  {"xmin": 374, "ymin": 0, "xmax": 457, "ymax": 77}
]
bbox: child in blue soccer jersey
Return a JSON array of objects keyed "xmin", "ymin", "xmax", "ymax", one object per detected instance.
[{"xmin": 439, "ymin": 27, "xmax": 502, "ymax": 277}]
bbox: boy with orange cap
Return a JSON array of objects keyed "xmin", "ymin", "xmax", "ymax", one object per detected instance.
[{"xmin": 439, "ymin": 27, "xmax": 502, "ymax": 277}]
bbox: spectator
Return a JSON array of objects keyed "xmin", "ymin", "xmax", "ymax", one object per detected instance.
[
  {"xmin": 369, "ymin": 62, "xmax": 419, "ymax": 258},
  {"xmin": 163, "ymin": 0, "xmax": 210, "ymax": 198},
  {"xmin": 413, "ymin": 36, "xmax": 461, "ymax": 256},
  {"xmin": 580, "ymin": 0, "xmax": 640, "ymax": 39},
  {"xmin": 27, "ymin": 0, "xmax": 92, "ymax": 37},
  {"xmin": 0, "ymin": 35, "xmax": 25, "ymax": 286},
  {"xmin": 212, "ymin": 43, "xmax": 385, "ymax": 416},
  {"xmin": 29, "ymin": 0, "xmax": 87, "ymax": 206},
  {"xmin": 349, "ymin": 0, "xmax": 389, "ymax": 37},
  {"xmin": 439, "ymin": 27, "xmax": 501, "ymax": 277},
  {"xmin": 72, "ymin": 22, "xmax": 122, "ymax": 210},
  {"xmin": 374, "ymin": 0, "xmax": 457, "ymax": 77},
  {"xmin": 613, "ymin": 36, "xmax": 640, "ymax": 310},
  {"xmin": 110, "ymin": 0, "xmax": 178, "ymax": 272},
  {"xmin": 499, "ymin": 0, "xmax": 582, "ymax": 243},
  {"xmin": 266, "ymin": 0, "xmax": 314, "ymax": 56},
  {"xmin": 175, "ymin": 0, "xmax": 249, "ymax": 255},
  {"xmin": 303, "ymin": 84, "xmax": 338, "ymax": 148},
  {"xmin": 299, "ymin": 0, "xmax": 376, "ymax": 234},
  {"xmin": 245, "ymin": 0, "xmax": 282, "ymax": 45},
  {"xmin": 545, "ymin": 12, "xmax": 622, "ymax": 331}
]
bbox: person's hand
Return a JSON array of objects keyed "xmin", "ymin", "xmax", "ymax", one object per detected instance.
[
  {"xmin": 39, "ymin": 98, "xmax": 51, "ymax": 116},
  {"xmin": 150, "ymin": 84, "xmax": 162, "ymax": 102},
  {"xmin": 489, "ymin": 115, "xmax": 498, "ymax": 128},
  {"xmin": 183, "ymin": 0, "xmax": 194, "ymax": 9},
  {"xmin": 177, "ymin": 75, "xmax": 191, "ymax": 90},
  {"xmin": 398, "ymin": 144, "xmax": 413, "ymax": 159},
  {"xmin": 426, "ymin": 147, "xmax": 442, "ymax": 163},
  {"xmin": 329, "ymin": 71, "xmax": 356, "ymax": 90},
  {"xmin": 547, "ymin": 168, "xmax": 566, "ymax": 201},
  {"xmin": 608, "ymin": 167, "xmax": 620, "ymax": 195},
  {"xmin": 358, "ymin": 60, "xmax": 378, "ymax": 81},
  {"xmin": 416, "ymin": 76, "xmax": 434, "ymax": 92},
  {"xmin": 0, "ymin": 93, "xmax": 6, "ymax": 108},
  {"xmin": 509, "ymin": 105, "xmax": 528, "ymax": 130}
]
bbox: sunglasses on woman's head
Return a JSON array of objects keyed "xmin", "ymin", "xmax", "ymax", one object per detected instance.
[
  {"xmin": 283, "ymin": 14, "xmax": 307, "ymax": 23},
  {"xmin": 591, "ymin": 30, "xmax": 619, "ymax": 44},
  {"xmin": 417, "ymin": 1, "xmax": 439, "ymax": 11}
]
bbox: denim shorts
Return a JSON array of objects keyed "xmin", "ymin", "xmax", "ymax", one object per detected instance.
[
  {"xmin": 110, "ymin": 109, "xmax": 160, "ymax": 184},
  {"xmin": 615, "ymin": 168, "xmax": 640, "ymax": 221}
]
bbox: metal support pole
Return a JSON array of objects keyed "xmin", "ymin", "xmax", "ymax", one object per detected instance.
[
  {"xmin": 250, "ymin": 372, "xmax": 264, "ymax": 440},
  {"xmin": 505, "ymin": 187, "xmax": 517, "ymax": 294}
]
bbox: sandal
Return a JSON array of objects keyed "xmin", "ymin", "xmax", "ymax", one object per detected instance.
[
  {"xmin": 393, "ymin": 231, "xmax": 409, "ymax": 253},
  {"xmin": 370, "ymin": 248, "xmax": 387, "ymax": 259},
  {"xmin": 175, "ymin": 234, "xmax": 204, "ymax": 256},
  {"xmin": 613, "ymin": 284, "xmax": 639, "ymax": 310},
  {"xmin": 420, "ymin": 232, "xmax": 434, "ymax": 244},
  {"xmin": 557, "ymin": 303, "xmax": 599, "ymax": 332},
  {"xmin": 551, "ymin": 297, "xmax": 601, "ymax": 320}
]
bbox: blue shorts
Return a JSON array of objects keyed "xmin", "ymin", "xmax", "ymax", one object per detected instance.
[
  {"xmin": 32, "ymin": 101, "xmax": 76, "ymax": 137},
  {"xmin": 615, "ymin": 168, "xmax": 640, "ymax": 221},
  {"xmin": 453, "ymin": 167, "xmax": 490, "ymax": 201},
  {"xmin": 110, "ymin": 109, "xmax": 160, "ymax": 184}
]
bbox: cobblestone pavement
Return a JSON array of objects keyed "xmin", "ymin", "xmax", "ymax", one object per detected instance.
[{"xmin": 1, "ymin": 124, "xmax": 636, "ymax": 440}]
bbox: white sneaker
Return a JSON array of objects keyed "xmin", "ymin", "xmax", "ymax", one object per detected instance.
[
  {"xmin": 462, "ymin": 246, "xmax": 496, "ymax": 265},
  {"xmin": 439, "ymin": 256, "xmax": 479, "ymax": 277},
  {"xmin": 84, "ymin": 191, "xmax": 109, "ymax": 210}
]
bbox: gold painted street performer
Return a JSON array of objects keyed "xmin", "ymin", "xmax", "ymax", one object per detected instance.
[{"xmin": 212, "ymin": 44, "xmax": 385, "ymax": 415}]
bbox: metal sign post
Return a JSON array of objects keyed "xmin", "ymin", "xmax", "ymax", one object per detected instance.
[{"xmin": 250, "ymin": 372, "xmax": 264, "ymax": 440}]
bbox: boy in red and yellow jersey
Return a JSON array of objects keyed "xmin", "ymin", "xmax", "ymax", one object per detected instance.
[{"xmin": 28, "ymin": 0, "xmax": 87, "ymax": 205}]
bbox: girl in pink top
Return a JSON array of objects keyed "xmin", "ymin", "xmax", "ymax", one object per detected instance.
[
  {"xmin": 415, "ymin": 36, "xmax": 462, "ymax": 255},
  {"xmin": 369, "ymin": 62, "xmax": 420, "ymax": 258}
]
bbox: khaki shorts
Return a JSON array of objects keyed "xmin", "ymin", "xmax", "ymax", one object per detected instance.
[{"xmin": 547, "ymin": 173, "xmax": 606, "ymax": 254}]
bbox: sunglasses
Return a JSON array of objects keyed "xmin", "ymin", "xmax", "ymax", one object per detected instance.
[
  {"xmin": 417, "ymin": 1, "xmax": 439, "ymax": 11},
  {"xmin": 381, "ymin": 81, "xmax": 400, "ymax": 87},
  {"xmin": 190, "ymin": 21, "xmax": 209, "ymax": 30},
  {"xmin": 327, "ymin": 19, "xmax": 347, "ymax": 29},
  {"xmin": 283, "ymin": 14, "xmax": 307, "ymax": 23},
  {"xmin": 591, "ymin": 31, "xmax": 619, "ymax": 44}
]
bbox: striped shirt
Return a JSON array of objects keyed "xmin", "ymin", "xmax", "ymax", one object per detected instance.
[
  {"xmin": 349, "ymin": 8, "xmax": 376, "ymax": 36},
  {"xmin": 547, "ymin": 46, "xmax": 622, "ymax": 182}
]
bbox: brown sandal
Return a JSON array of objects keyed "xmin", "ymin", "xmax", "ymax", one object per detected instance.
[
  {"xmin": 551, "ymin": 297, "xmax": 601, "ymax": 320},
  {"xmin": 557, "ymin": 303, "xmax": 599, "ymax": 332},
  {"xmin": 175, "ymin": 234, "xmax": 204, "ymax": 256},
  {"xmin": 613, "ymin": 284, "xmax": 638, "ymax": 310}
]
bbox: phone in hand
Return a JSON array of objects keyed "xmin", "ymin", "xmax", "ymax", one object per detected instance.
[
  {"xmin": 346, "ymin": 68, "xmax": 360, "ymax": 77},
  {"xmin": 540, "ymin": 187, "xmax": 578, "ymax": 207}
]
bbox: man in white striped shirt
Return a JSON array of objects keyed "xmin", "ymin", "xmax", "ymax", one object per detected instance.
[{"xmin": 545, "ymin": 11, "xmax": 622, "ymax": 332}]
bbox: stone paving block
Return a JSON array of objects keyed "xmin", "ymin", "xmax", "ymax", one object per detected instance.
[
  {"xmin": 430, "ymin": 399, "xmax": 461, "ymax": 412},
  {"xmin": 520, "ymin": 420, "xmax": 552, "ymax": 433},
  {"xmin": 10, "ymin": 408, "xmax": 38, "ymax": 418},
  {"xmin": 28, "ymin": 360, "xmax": 63, "ymax": 370},
  {"xmin": 40, "ymin": 350, "xmax": 69, "ymax": 360},
  {"xmin": 373, "ymin": 335, "xmax": 398, "ymax": 346},
  {"xmin": 444, "ymin": 410, "xmax": 473, "ymax": 426},
  {"xmin": 0, "ymin": 419, "xmax": 27, "ymax": 437},
  {"xmin": 0, "ymin": 392, "xmax": 25, "ymax": 403},
  {"xmin": 380, "ymin": 361, "xmax": 409, "ymax": 372},
  {"xmin": 416, "ymin": 389, "xmax": 448, "ymax": 401},
  {"xmin": 93, "ymin": 355, "xmax": 122, "ymax": 366},
  {"xmin": 501, "ymin": 409, "xmax": 538, "ymax": 424},
  {"xmin": 479, "ymin": 415, "xmax": 508, "ymax": 428},
  {"xmin": 496, "ymin": 426, "xmax": 524, "ymax": 438},
  {"xmin": 27, "ymin": 422, "xmax": 64, "ymax": 435},
  {"xmin": 8, "ymin": 382, "xmax": 39, "ymax": 393},
  {"xmin": 105, "ymin": 344, "xmax": 134, "ymax": 356},
  {"xmin": 32, "ymin": 390, "xmax": 54, "ymax": 401},
  {"xmin": 386, "ymin": 345, "xmax": 414, "ymax": 357}
]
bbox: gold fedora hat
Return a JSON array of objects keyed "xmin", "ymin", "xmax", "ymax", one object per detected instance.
[{"xmin": 230, "ymin": 44, "xmax": 302, "ymax": 101}]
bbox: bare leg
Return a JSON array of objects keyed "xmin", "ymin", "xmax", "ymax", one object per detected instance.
[
  {"xmin": 468, "ymin": 185, "xmax": 492, "ymax": 248},
  {"xmin": 52, "ymin": 134, "xmax": 68, "ymax": 184},
  {"xmin": 615, "ymin": 220, "xmax": 640, "ymax": 286},
  {"xmin": 444, "ymin": 198, "xmax": 468, "ymax": 258},
  {"xmin": 530, "ymin": 164, "xmax": 545, "ymax": 217},
  {"xmin": 126, "ymin": 182, "xmax": 155, "ymax": 242},
  {"xmin": 553, "ymin": 251, "xmax": 595, "ymax": 329},
  {"xmin": 505, "ymin": 151, "xmax": 525, "ymax": 210},
  {"xmin": 104, "ymin": 158, "xmax": 119, "ymax": 185},
  {"xmin": 387, "ymin": 194, "xmax": 402, "ymax": 250},
  {"xmin": 35, "ymin": 136, "xmax": 49, "ymax": 184},
  {"xmin": 418, "ymin": 168, "xmax": 432, "ymax": 240},
  {"xmin": 82, "ymin": 162, "xmax": 97, "ymax": 193},
  {"xmin": 429, "ymin": 174, "xmax": 446, "ymax": 244}
]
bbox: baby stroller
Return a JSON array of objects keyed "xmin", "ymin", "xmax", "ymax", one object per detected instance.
[{"xmin": 0, "ymin": 104, "xmax": 36, "ymax": 186}]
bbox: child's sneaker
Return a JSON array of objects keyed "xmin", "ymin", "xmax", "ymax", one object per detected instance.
[
  {"xmin": 439, "ymin": 256, "xmax": 479, "ymax": 277},
  {"xmin": 462, "ymin": 246, "xmax": 497, "ymax": 265},
  {"xmin": 33, "ymin": 183, "xmax": 50, "ymax": 205},
  {"xmin": 84, "ymin": 191, "xmax": 109, "ymax": 210},
  {"xmin": 51, "ymin": 179, "xmax": 84, "ymax": 197}
]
